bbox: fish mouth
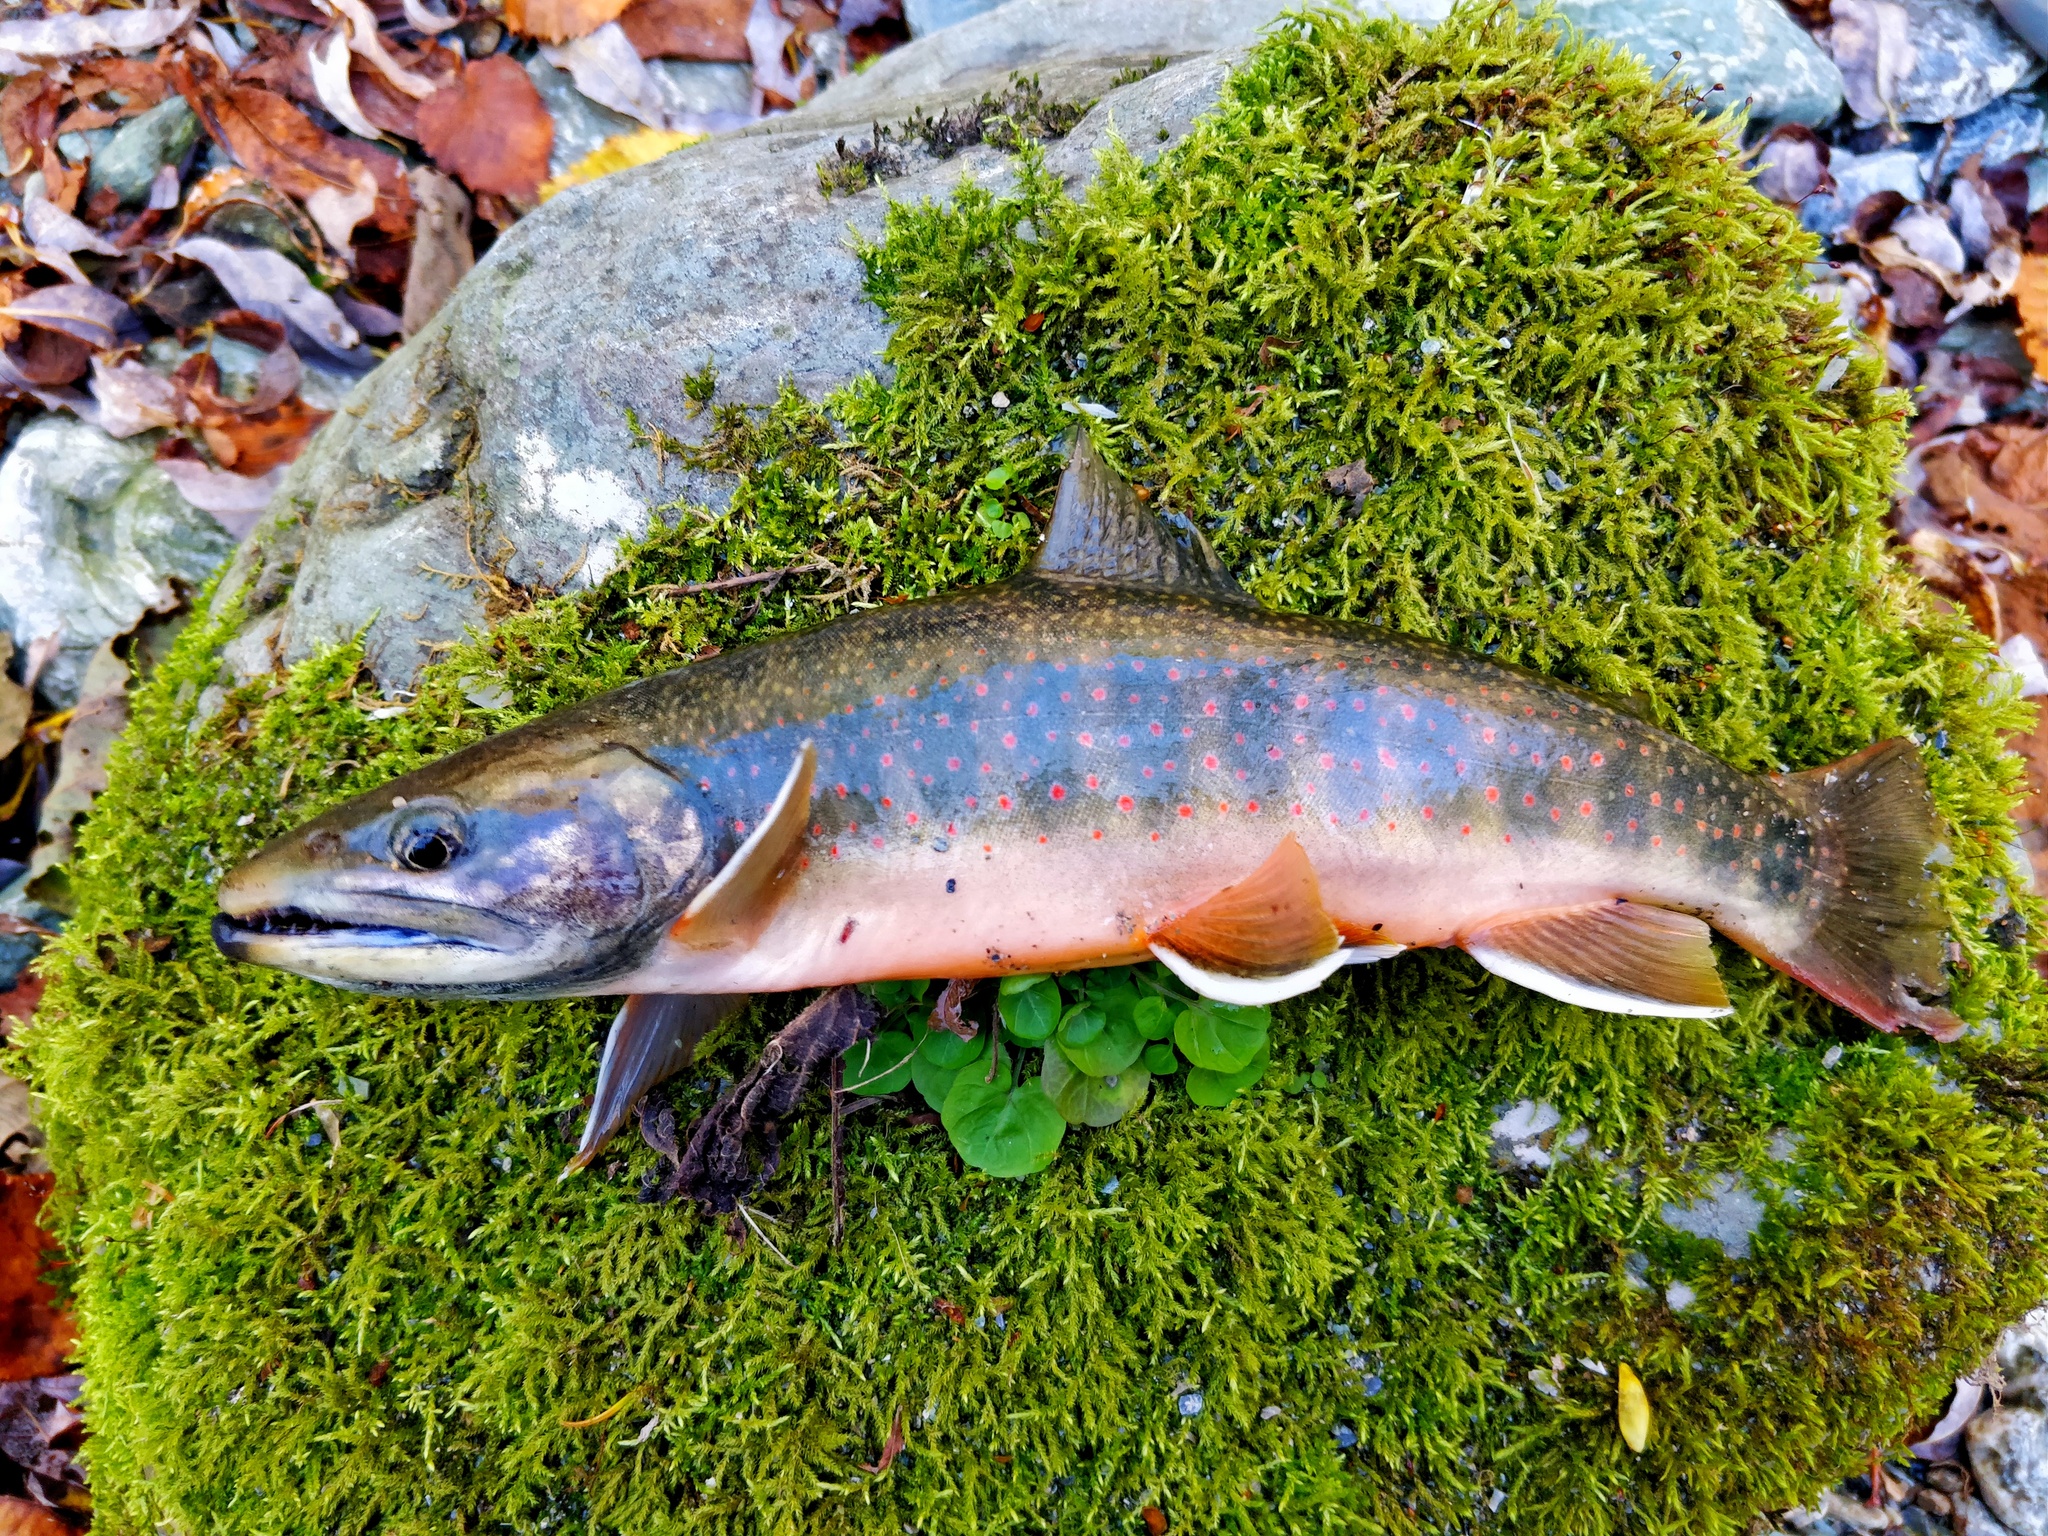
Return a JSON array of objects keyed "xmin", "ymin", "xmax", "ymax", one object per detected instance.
[{"xmin": 211, "ymin": 907, "xmax": 499, "ymax": 953}]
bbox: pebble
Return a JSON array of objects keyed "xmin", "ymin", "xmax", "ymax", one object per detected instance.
[
  {"xmin": 1852, "ymin": 0, "xmax": 2044, "ymax": 124},
  {"xmin": 85, "ymin": 96, "xmax": 199, "ymax": 207},
  {"xmin": 1802, "ymin": 146, "xmax": 1927, "ymax": 238},
  {"xmin": 1968, "ymin": 1315, "xmax": 2048, "ymax": 1533}
]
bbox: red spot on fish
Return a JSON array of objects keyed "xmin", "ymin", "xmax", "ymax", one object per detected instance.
[
  {"xmin": 1079, "ymin": 732, "xmax": 1094, "ymax": 746},
  {"xmin": 1461, "ymin": 823, "xmax": 1472, "ymax": 835},
  {"xmin": 1204, "ymin": 754, "xmax": 1219, "ymax": 770},
  {"xmin": 1650, "ymin": 791, "xmax": 1662, "ymax": 806},
  {"xmin": 1353, "ymin": 699, "xmax": 1366, "ymax": 710},
  {"xmin": 1675, "ymin": 798, "xmax": 1685, "ymax": 812},
  {"xmin": 1401, "ymin": 704, "xmax": 1416, "ymax": 720},
  {"xmin": 1003, "ymin": 733, "xmax": 1017, "ymax": 749},
  {"xmin": 1168, "ymin": 668, "xmax": 1182, "ymax": 680},
  {"xmin": 734, "ymin": 820, "xmax": 748, "ymax": 834},
  {"xmin": 1628, "ymin": 818, "xmax": 1638, "ymax": 831},
  {"xmin": 1579, "ymin": 801, "xmax": 1593, "ymax": 817},
  {"xmin": 1590, "ymin": 752, "xmax": 1604, "ymax": 766},
  {"xmin": 830, "ymin": 845, "xmax": 840, "ymax": 859},
  {"xmin": 1295, "ymin": 694, "xmax": 1309, "ymax": 709},
  {"xmin": 1060, "ymin": 692, "xmax": 1071, "ymax": 703},
  {"xmin": 1027, "ymin": 703, "xmax": 1039, "ymax": 716},
  {"xmin": 1291, "ymin": 803, "xmax": 1304, "ymax": 816},
  {"xmin": 1050, "ymin": 784, "xmax": 1067, "ymax": 801},
  {"xmin": 881, "ymin": 753, "xmax": 894, "ymax": 767},
  {"xmin": 1485, "ymin": 786, "xmax": 1500, "ymax": 803},
  {"xmin": 1387, "ymin": 821, "xmax": 1397, "ymax": 832},
  {"xmin": 1523, "ymin": 793, "xmax": 1536, "ymax": 807},
  {"xmin": 1422, "ymin": 806, "xmax": 1435, "ymax": 820},
  {"xmin": 906, "ymin": 812, "xmax": 919, "ymax": 826},
  {"xmin": 1204, "ymin": 701, "xmax": 1219, "ymax": 716},
  {"xmin": 998, "ymin": 795, "xmax": 1012, "ymax": 810},
  {"xmin": 1151, "ymin": 722, "xmax": 1164, "ymax": 736},
  {"xmin": 1729, "ymin": 825, "xmax": 1741, "ymax": 839},
  {"xmin": 1177, "ymin": 804, "xmax": 1193, "ymax": 818},
  {"xmin": 1482, "ymin": 728, "xmax": 1496, "ymax": 744},
  {"xmin": 1624, "ymin": 784, "xmax": 1635, "ymax": 796},
  {"xmin": 1165, "ymin": 760, "xmax": 1177, "ymax": 771},
  {"xmin": 975, "ymin": 682, "xmax": 989, "ymax": 696},
  {"xmin": 1651, "ymin": 835, "xmax": 1663, "ymax": 847},
  {"xmin": 966, "ymin": 795, "xmax": 979, "ymax": 809},
  {"xmin": 1039, "ymin": 835, "xmax": 1048, "ymax": 844},
  {"xmin": 1047, "ymin": 731, "xmax": 1059, "ymax": 743},
  {"xmin": 874, "ymin": 695, "xmax": 884, "ymax": 706},
  {"xmin": 848, "ymin": 822, "xmax": 859, "ymax": 833},
  {"xmin": 1530, "ymin": 752, "xmax": 1543, "ymax": 766},
  {"xmin": 1246, "ymin": 799, "xmax": 1260, "ymax": 813},
  {"xmin": 1092, "ymin": 687, "xmax": 1107, "ymax": 701},
  {"xmin": 1086, "ymin": 774, "xmax": 1099, "ymax": 789},
  {"xmin": 1559, "ymin": 755, "xmax": 1573, "ymax": 771},
  {"xmin": 1151, "ymin": 831, "xmax": 1161, "ymax": 841},
  {"xmin": 835, "ymin": 783, "xmax": 847, "ymax": 797},
  {"xmin": 1319, "ymin": 753, "xmax": 1335, "ymax": 769},
  {"xmin": 1117, "ymin": 795, "xmax": 1134, "ymax": 812},
  {"xmin": 948, "ymin": 757, "xmax": 961, "ymax": 770},
  {"xmin": 1503, "ymin": 834, "xmax": 1512, "ymax": 844},
  {"xmin": 1269, "ymin": 746, "xmax": 1284, "ymax": 760},
  {"xmin": 871, "ymin": 837, "xmax": 885, "ymax": 849},
  {"xmin": 1093, "ymin": 829, "xmax": 1103, "ymax": 840},
  {"xmin": 1605, "ymin": 832, "xmax": 1614, "ymax": 843},
  {"xmin": 1550, "ymin": 807, "xmax": 1561, "ymax": 821},
  {"xmin": 1379, "ymin": 747, "xmax": 1399, "ymax": 769}
]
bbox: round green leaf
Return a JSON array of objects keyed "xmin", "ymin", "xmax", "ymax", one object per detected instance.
[
  {"xmin": 1133, "ymin": 994, "xmax": 1172, "ymax": 1040},
  {"xmin": 998, "ymin": 978, "xmax": 1060, "ymax": 1041},
  {"xmin": 913, "ymin": 1027, "xmax": 987, "ymax": 1110},
  {"xmin": 1059, "ymin": 1008, "xmax": 1144, "ymax": 1076},
  {"xmin": 1174, "ymin": 999, "xmax": 1271, "ymax": 1073},
  {"xmin": 942, "ymin": 1049, "xmax": 1066, "ymax": 1177},
  {"xmin": 1040, "ymin": 1047, "xmax": 1150, "ymax": 1127},
  {"xmin": 841, "ymin": 1031, "xmax": 915, "ymax": 1095},
  {"xmin": 1142, "ymin": 1041, "xmax": 1179, "ymax": 1075},
  {"xmin": 1060, "ymin": 1003, "xmax": 1106, "ymax": 1047},
  {"xmin": 1185, "ymin": 1040, "xmax": 1271, "ymax": 1108}
]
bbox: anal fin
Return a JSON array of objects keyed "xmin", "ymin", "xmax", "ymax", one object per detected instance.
[
  {"xmin": 1463, "ymin": 900, "xmax": 1732, "ymax": 1019},
  {"xmin": 1150, "ymin": 834, "xmax": 1363, "ymax": 1003},
  {"xmin": 565, "ymin": 992, "xmax": 746, "ymax": 1175},
  {"xmin": 672, "ymin": 740, "xmax": 815, "ymax": 949}
]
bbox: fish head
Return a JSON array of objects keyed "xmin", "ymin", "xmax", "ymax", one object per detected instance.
[{"xmin": 213, "ymin": 728, "xmax": 707, "ymax": 996}]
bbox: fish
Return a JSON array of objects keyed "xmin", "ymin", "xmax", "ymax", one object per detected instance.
[{"xmin": 214, "ymin": 432, "xmax": 1960, "ymax": 1168}]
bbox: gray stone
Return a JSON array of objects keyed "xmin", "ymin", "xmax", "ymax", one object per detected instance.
[
  {"xmin": 1801, "ymin": 145, "xmax": 1927, "ymax": 238},
  {"xmin": 1660, "ymin": 1172, "xmax": 1768, "ymax": 1258},
  {"xmin": 1889, "ymin": 0, "xmax": 2042, "ymax": 122},
  {"xmin": 1541, "ymin": 0, "xmax": 1846, "ymax": 126},
  {"xmin": 217, "ymin": 0, "xmax": 1448, "ymax": 694},
  {"xmin": 0, "ymin": 418, "xmax": 235, "ymax": 708},
  {"xmin": 1968, "ymin": 1313, "xmax": 2048, "ymax": 1535},
  {"xmin": 1928, "ymin": 90, "xmax": 2045, "ymax": 178},
  {"xmin": 85, "ymin": 96, "xmax": 199, "ymax": 207},
  {"xmin": 905, "ymin": 0, "xmax": 1011, "ymax": 36},
  {"xmin": 1994, "ymin": 0, "xmax": 2048, "ymax": 59}
]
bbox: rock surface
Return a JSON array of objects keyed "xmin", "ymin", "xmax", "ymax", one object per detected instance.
[
  {"xmin": 216, "ymin": 0, "xmax": 1451, "ymax": 696},
  {"xmin": 1833, "ymin": 0, "xmax": 2044, "ymax": 124},
  {"xmin": 0, "ymin": 418, "xmax": 233, "ymax": 708},
  {"xmin": 1544, "ymin": 0, "xmax": 1848, "ymax": 125},
  {"xmin": 1968, "ymin": 1313, "xmax": 2048, "ymax": 1535}
]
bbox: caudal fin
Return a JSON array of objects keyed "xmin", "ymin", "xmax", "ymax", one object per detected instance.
[{"xmin": 1774, "ymin": 738, "xmax": 1961, "ymax": 1041}]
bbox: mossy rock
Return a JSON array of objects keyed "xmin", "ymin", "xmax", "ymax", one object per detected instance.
[{"xmin": 18, "ymin": 7, "xmax": 2048, "ymax": 1533}]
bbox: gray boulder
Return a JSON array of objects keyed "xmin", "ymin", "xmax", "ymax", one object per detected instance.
[
  {"xmin": 1541, "ymin": 0, "xmax": 1847, "ymax": 126},
  {"xmin": 212, "ymin": 0, "xmax": 1450, "ymax": 696},
  {"xmin": 1969, "ymin": 1313, "xmax": 2048, "ymax": 1536}
]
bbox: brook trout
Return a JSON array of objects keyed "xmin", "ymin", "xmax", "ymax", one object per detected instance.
[{"xmin": 215, "ymin": 434, "xmax": 1959, "ymax": 1164}]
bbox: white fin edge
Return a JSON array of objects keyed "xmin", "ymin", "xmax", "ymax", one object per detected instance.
[
  {"xmin": 1149, "ymin": 943, "xmax": 1399, "ymax": 1005},
  {"xmin": 1467, "ymin": 944, "xmax": 1734, "ymax": 1019},
  {"xmin": 681, "ymin": 740, "xmax": 815, "ymax": 925}
]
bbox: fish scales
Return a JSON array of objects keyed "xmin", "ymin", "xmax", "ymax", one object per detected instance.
[{"xmin": 603, "ymin": 578, "xmax": 1814, "ymax": 993}]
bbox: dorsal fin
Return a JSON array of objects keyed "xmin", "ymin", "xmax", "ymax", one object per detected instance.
[{"xmin": 1032, "ymin": 430, "xmax": 1253, "ymax": 603}]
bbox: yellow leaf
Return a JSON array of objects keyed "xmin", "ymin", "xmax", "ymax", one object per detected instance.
[
  {"xmin": 2015, "ymin": 253, "xmax": 2048, "ymax": 377},
  {"xmin": 1617, "ymin": 1362, "xmax": 1650, "ymax": 1453},
  {"xmin": 539, "ymin": 127, "xmax": 707, "ymax": 202}
]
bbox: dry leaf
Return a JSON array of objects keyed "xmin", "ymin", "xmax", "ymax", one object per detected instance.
[
  {"xmin": 0, "ymin": 1493, "xmax": 72, "ymax": 1536},
  {"xmin": 1827, "ymin": 0, "xmax": 1915, "ymax": 125},
  {"xmin": 1616, "ymin": 1362, "xmax": 1650, "ymax": 1453},
  {"xmin": 0, "ymin": 1175, "xmax": 72, "ymax": 1382},
  {"xmin": 0, "ymin": 637, "xmax": 26, "ymax": 763},
  {"xmin": 2, "ymin": 282, "xmax": 137, "ymax": 349},
  {"xmin": 310, "ymin": 26, "xmax": 383, "ymax": 139},
  {"xmin": 507, "ymin": 0, "xmax": 635, "ymax": 42},
  {"xmin": 89, "ymin": 356, "xmax": 181, "ymax": 437},
  {"xmin": 402, "ymin": 165, "xmax": 472, "ymax": 336},
  {"xmin": 196, "ymin": 396, "xmax": 331, "ymax": 477},
  {"xmin": 173, "ymin": 236, "xmax": 360, "ymax": 358},
  {"xmin": 154, "ymin": 451, "xmax": 283, "ymax": 537},
  {"xmin": 414, "ymin": 55, "xmax": 554, "ymax": 200},
  {"xmin": 2017, "ymin": 253, "xmax": 2048, "ymax": 376},
  {"xmin": 0, "ymin": 3, "xmax": 196, "ymax": 61},
  {"xmin": 542, "ymin": 23, "xmax": 675, "ymax": 128},
  {"xmin": 538, "ymin": 124, "xmax": 702, "ymax": 199},
  {"xmin": 170, "ymin": 49, "xmax": 378, "ymax": 211},
  {"xmin": 619, "ymin": 0, "xmax": 751, "ymax": 60},
  {"xmin": 1751, "ymin": 124, "xmax": 1832, "ymax": 207}
]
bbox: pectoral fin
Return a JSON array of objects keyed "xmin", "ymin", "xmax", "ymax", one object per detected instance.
[
  {"xmin": 565, "ymin": 992, "xmax": 746, "ymax": 1175},
  {"xmin": 673, "ymin": 740, "xmax": 816, "ymax": 948},
  {"xmin": 1150, "ymin": 834, "xmax": 1374, "ymax": 1003},
  {"xmin": 1463, "ymin": 900, "xmax": 1732, "ymax": 1018}
]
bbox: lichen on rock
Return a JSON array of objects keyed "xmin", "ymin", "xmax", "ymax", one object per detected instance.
[{"xmin": 16, "ymin": 6, "xmax": 2048, "ymax": 1534}]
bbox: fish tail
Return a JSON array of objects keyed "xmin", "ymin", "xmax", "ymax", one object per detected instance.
[{"xmin": 1772, "ymin": 738, "xmax": 1961, "ymax": 1040}]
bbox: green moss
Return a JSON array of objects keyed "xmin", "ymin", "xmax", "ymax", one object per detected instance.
[{"xmin": 17, "ymin": 6, "xmax": 2048, "ymax": 1533}]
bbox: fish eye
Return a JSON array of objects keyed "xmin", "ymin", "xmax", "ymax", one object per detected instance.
[{"xmin": 393, "ymin": 812, "xmax": 465, "ymax": 872}]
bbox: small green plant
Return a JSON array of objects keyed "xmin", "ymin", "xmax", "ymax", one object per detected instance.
[{"xmin": 849, "ymin": 966, "xmax": 1275, "ymax": 1175}]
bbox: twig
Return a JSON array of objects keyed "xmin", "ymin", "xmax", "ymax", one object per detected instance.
[
  {"xmin": 636, "ymin": 563, "xmax": 831, "ymax": 599},
  {"xmin": 736, "ymin": 1202, "xmax": 794, "ymax": 1265},
  {"xmin": 561, "ymin": 1383, "xmax": 646, "ymax": 1429},
  {"xmin": 831, "ymin": 1053, "xmax": 846, "ymax": 1249}
]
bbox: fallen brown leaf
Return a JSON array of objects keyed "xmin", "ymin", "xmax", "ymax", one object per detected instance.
[
  {"xmin": 619, "ymin": 0, "xmax": 750, "ymax": 59},
  {"xmin": 59, "ymin": 56, "xmax": 174, "ymax": 130},
  {"xmin": 506, "ymin": 0, "xmax": 634, "ymax": 42},
  {"xmin": 0, "ymin": 76, "xmax": 60, "ymax": 173},
  {"xmin": 197, "ymin": 395, "xmax": 332, "ymax": 476},
  {"xmin": 2016, "ymin": 253, "xmax": 2048, "ymax": 376},
  {"xmin": 860, "ymin": 1404, "xmax": 905, "ymax": 1473},
  {"xmin": 0, "ymin": 1175, "xmax": 72, "ymax": 1383},
  {"xmin": 0, "ymin": 1494, "xmax": 72, "ymax": 1536},
  {"xmin": 402, "ymin": 165, "xmax": 472, "ymax": 336},
  {"xmin": 414, "ymin": 56, "xmax": 554, "ymax": 200},
  {"xmin": 169, "ymin": 48, "xmax": 381, "ymax": 211}
]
